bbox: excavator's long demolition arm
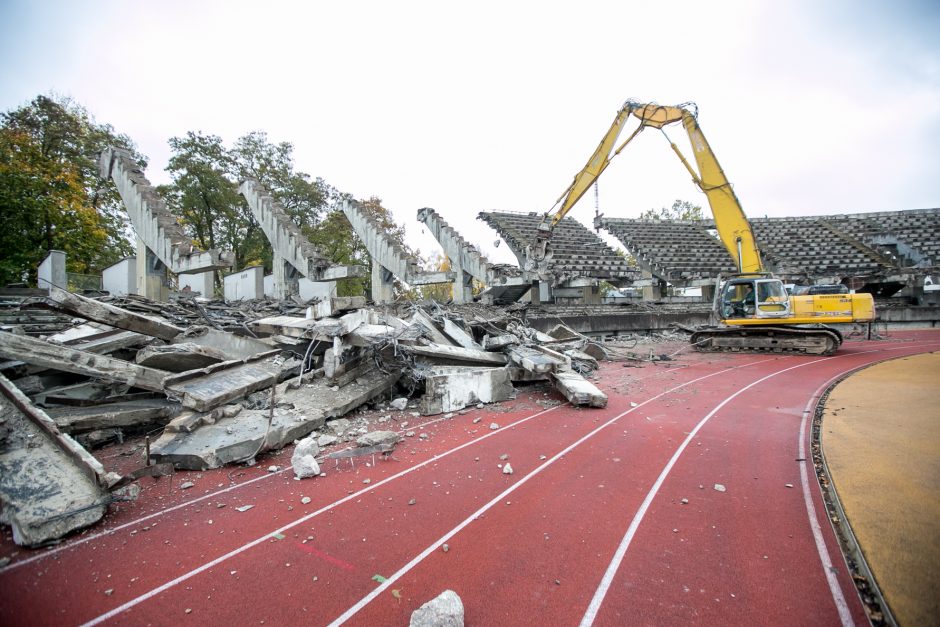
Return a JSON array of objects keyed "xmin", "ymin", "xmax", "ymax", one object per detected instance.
[{"xmin": 534, "ymin": 100, "xmax": 763, "ymax": 275}]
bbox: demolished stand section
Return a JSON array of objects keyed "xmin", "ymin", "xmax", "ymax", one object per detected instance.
[
  {"xmin": 239, "ymin": 179, "xmax": 365, "ymax": 301},
  {"xmin": 99, "ymin": 147, "xmax": 234, "ymax": 300},
  {"xmin": 341, "ymin": 200, "xmax": 455, "ymax": 303},
  {"xmin": 417, "ymin": 207, "xmax": 530, "ymax": 305}
]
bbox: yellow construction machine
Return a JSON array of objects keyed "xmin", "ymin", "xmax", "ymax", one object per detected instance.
[{"xmin": 532, "ymin": 100, "xmax": 875, "ymax": 354}]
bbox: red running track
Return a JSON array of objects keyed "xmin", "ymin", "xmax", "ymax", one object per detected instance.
[{"xmin": 2, "ymin": 330, "xmax": 938, "ymax": 626}]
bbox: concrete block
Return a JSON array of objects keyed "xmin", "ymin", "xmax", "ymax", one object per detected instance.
[
  {"xmin": 178, "ymin": 271, "xmax": 214, "ymax": 298},
  {"xmin": 223, "ymin": 266, "xmax": 264, "ymax": 301},
  {"xmin": 37, "ymin": 250, "xmax": 67, "ymax": 291},
  {"xmin": 419, "ymin": 366, "xmax": 515, "ymax": 415},
  {"xmin": 102, "ymin": 258, "xmax": 136, "ymax": 297}
]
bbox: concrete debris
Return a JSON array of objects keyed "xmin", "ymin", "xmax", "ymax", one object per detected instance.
[
  {"xmin": 134, "ymin": 342, "xmax": 228, "ymax": 372},
  {"xmin": 410, "ymin": 590, "xmax": 465, "ymax": 627},
  {"xmin": 0, "ymin": 287, "xmax": 619, "ymax": 541},
  {"xmin": 292, "ymin": 435, "xmax": 321, "ymax": 479},
  {"xmin": 355, "ymin": 430, "xmax": 400, "ymax": 448},
  {"xmin": 503, "ymin": 463, "xmax": 514, "ymax": 475},
  {"xmin": 0, "ymin": 374, "xmax": 110, "ymax": 546}
]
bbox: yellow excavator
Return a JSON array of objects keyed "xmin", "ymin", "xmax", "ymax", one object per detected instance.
[{"xmin": 531, "ymin": 100, "xmax": 875, "ymax": 354}]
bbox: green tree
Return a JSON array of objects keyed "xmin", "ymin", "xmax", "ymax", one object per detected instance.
[
  {"xmin": 639, "ymin": 199, "xmax": 704, "ymax": 220},
  {"xmin": 0, "ymin": 94, "xmax": 141, "ymax": 285}
]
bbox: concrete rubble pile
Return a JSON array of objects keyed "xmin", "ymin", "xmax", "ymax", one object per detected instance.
[{"xmin": 0, "ymin": 287, "xmax": 609, "ymax": 545}]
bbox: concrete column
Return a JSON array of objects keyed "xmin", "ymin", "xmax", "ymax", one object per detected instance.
[
  {"xmin": 37, "ymin": 250, "xmax": 67, "ymax": 290},
  {"xmin": 371, "ymin": 260, "xmax": 394, "ymax": 304},
  {"xmin": 178, "ymin": 271, "xmax": 215, "ymax": 298},
  {"xmin": 272, "ymin": 255, "xmax": 299, "ymax": 301},
  {"xmin": 581, "ymin": 285, "xmax": 601, "ymax": 304},
  {"xmin": 701, "ymin": 284, "xmax": 716, "ymax": 304},
  {"xmin": 136, "ymin": 238, "xmax": 168, "ymax": 301},
  {"xmin": 451, "ymin": 268, "xmax": 473, "ymax": 304}
]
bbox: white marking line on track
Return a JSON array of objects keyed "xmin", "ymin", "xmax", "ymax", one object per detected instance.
[
  {"xmin": 1, "ymin": 413, "xmax": 456, "ymax": 574},
  {"xmin": 580, "ymin": 341, "xmax": 940, "ymax": 626},
  {"xmin": 791, "ymin": 343, "xmax": 940, "ymax": 627},
  {"xmin": 77, "ymin": 404, "xmax": 565, "ymax": 627},
  {"xmin": 327, "ymin": 358, "xmax": 774, "ymax": 626}
]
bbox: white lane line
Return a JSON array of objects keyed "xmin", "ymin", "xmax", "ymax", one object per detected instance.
[
  {"xmin": 1, "ymin": 413, "xmax": 455, "ymax": 574},
  {"xmin": 579, "ymin": 356, "xmax": 838, "ymax": 626},
  {"xmin": 327, "ymin": 358, "xmax": 774, "ymax": 626},
  {"xmin": 78, "ymin": 404, "xmax": 565, "ymax": 627},
  {"xmin": 580, "ymin": 342, "xmax": 940, "ymax": 626},
  {"xmin": 799, "ymin": 385, "xmax": 854, "ymax": 627}
]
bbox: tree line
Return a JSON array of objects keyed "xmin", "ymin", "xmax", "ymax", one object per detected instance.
[{"xmin": 0, "ymin": 94, "xmax": 422, "ymax": 297}]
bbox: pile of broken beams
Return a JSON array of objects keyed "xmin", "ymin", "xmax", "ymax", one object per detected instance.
[{"xmin": 0, "ymin": 287, "xmax": 606, "ymax": 545}]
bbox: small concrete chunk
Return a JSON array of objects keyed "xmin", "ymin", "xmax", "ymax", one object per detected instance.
[
  {"xmin": 410, "ymin": 590, "xmax": 464, "ymax": 627},
  {"xmin": 292, "ymin": 435, "xmax": 321, "ymax": 479},
  {"xmin": 389, "ymin": 397, "xmax": 409, "ymax": 411},
  {"xmin": 356, "ymin": 430, "xmax": 400, "ymax": 448}
]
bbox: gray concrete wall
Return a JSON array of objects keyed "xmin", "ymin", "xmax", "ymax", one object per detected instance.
[
  {"xmin": 224, "ymin": 266, "xmax": 264, "ymax": 301},
  {"xmin": 37, "ymin": 251, "xmax": 66, "ymax": 290},
  {"xmin": 102, "ymin": 258, "xmax": 136, "ymax": 297}
]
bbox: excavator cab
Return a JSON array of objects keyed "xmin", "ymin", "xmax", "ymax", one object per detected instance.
[{"xmin": 718, "ymin": 276, "xmax": 791, "ymax": 321}]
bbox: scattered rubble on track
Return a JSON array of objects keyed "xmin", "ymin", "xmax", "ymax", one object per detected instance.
[{"xmin": 0, "ymin": 288, "xmax": 678, "ymax": 545}]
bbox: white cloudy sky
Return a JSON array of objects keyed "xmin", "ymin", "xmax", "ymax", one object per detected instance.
[{"xmin": 2, "ymin": 0, "xmax": 938, "ymax": 265}]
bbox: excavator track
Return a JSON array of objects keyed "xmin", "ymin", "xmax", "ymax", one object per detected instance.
[{"xmin": 690, "ymin": 325, "xmax": 843, "ymax": 356}]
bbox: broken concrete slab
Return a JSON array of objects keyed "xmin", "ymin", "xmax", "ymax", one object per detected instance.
[
  {"xmin": 311, "ymin": 296, "xmax": 367, "ymax": 319},
  {"xmin": 163, "ymin": 356, "xmax": 288, "ymax": 412},
  {"xmin": 442, "ymin": 318, "xmax": 483, "ymax": 350},
  {"xmin": 482, "ymin": 334, "xmax": 518, "ymax": 351},
  {"xmin": 44, "ymin": 399, "xmax": 182, "ymax": 433},
  {"xmin": 151, "ymin": 367, "xmax": 400, "ymax": 470},
  {"xmin": 43, "ymin": 286, "xmax": 183, "ymax": 341},
  {"xmin": 506, "ymin": 345, "xmax": 566, "ymax": 374},
  {"xmin": 175, "ymin": 327, "xmax": 275, "ymax": 360},
  {"xmin": 163, "ymin": 404, "xmax": 242, "ymax": 434},
  {"xmin": 0, "ymin": 331, "xmax": 167, "ymax": 392},
  {"xmin": 135, "ymin": 342, "xmax": 228, "ymax": 372},
  {"xmin": 404, "ymin": 343, "xmax": 508, "ymax": 367},
  {"xmin": 419, "ymin": 366, "xmax": 516, "ymax": 415},
  {"xmin": 0, "ymin": 374, "xmax": 110, "ymax": 546},
  {"xmin": 410, "ymin": 309, "xmax": 455, "ymax": 346},
  {"xmin": 551, "ymin": 369, "xmax": 607, "ymax": 407}
]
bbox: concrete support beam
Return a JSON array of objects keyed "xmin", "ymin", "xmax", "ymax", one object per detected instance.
[
  {"xmin": 99, "ymin": 147, "xmax": 234, "ymax": 275},
  {"xmin": 239, "ymin": 180, "xmax": 365, "ymax": 297},
  {"xmin": 343, "ymin": 200, "xmax": 455, "ymax": 296},
  {"xmin": 372, "ymin": 260, "xmax": 395, "ymax": 304},
  {"xmin": 136, "ymin": 237, "xmax": 168, "ymax": 301}
]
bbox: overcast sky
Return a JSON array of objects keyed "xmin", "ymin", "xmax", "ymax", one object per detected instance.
[{"xmin": 2, "ymin": 0, "xmax": 938, "ymax": 265}]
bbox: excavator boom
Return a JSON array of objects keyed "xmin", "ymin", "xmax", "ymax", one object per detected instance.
[{"xmin": 532, "ymin": 99, "xmax": 875, "ymax": 355}]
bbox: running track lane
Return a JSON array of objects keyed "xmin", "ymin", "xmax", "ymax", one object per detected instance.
[
  {"xmin": 335, "ymin": 337, "xmax": 939, "ymax": 625},
  {"xmin": 1, "ymin": 354, "xmax": 771, "ymax": 625},
  {"xmin": 2, "ymin": 333, "xmax": 937, "ymax": 625}
]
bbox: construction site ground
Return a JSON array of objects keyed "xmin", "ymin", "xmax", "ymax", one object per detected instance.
[{"xmin": 1, "ymin": 329, "xmax": 938, "ymax": 626}]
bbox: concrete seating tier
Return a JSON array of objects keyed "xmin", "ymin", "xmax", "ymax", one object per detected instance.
[
  {"xmin": 478, "ymin": 211, "xmax": 637, "ymax": 281},
  {"xmin": 599, "ymin": 218, "xmax": 736, "ymax": 280},
  {"xmin": 747, "ymin": 217, "xmax": 889, "ymax": 276}
]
